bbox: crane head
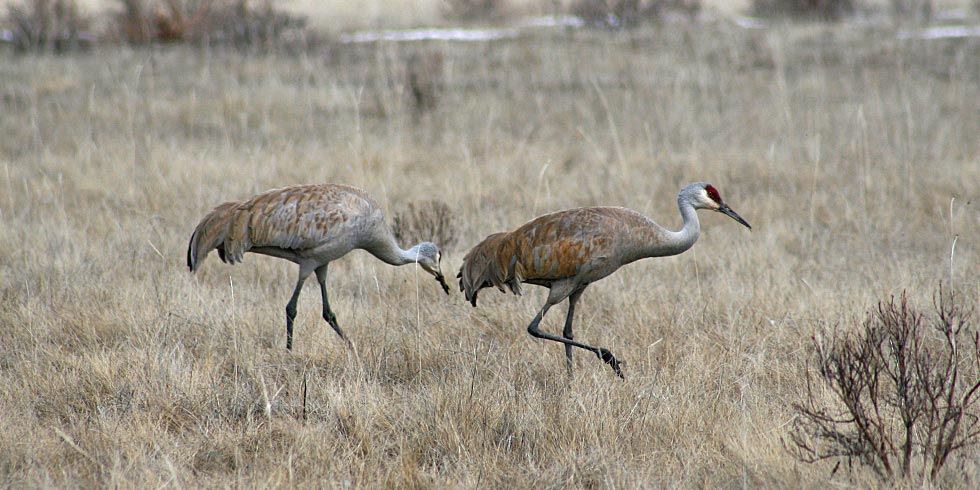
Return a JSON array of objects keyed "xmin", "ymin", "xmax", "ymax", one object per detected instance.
[
  {"xmin": 415, "ymin": 242, "xmax": 451, "ymax": 294},
  {"xmin": 687, "ymin": 183, "xmax": 752, "ymax": 230}
]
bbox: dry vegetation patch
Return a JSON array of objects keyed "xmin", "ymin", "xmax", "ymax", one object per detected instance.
[
  {"xmin": 1, "ymin": 14, "xmax": 980, "ymax": 488},
  {"xmin": 790, "ymin": 287, "xmax": 980, "ymax": 482}
]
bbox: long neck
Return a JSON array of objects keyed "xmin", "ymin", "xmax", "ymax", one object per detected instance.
[
  {"xmin": 367, "ymin": 238, "xmax": 422, "ymax": 266},
  {"xmin": 670, "ymin": 196, "xmax": 701, "ymax": 252},
  {"xmin": 635, "ymin": 196, "xmax": 701, "ymax": 260}
]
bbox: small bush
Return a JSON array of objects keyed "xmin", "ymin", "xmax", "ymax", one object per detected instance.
[
  {"xmin": 3, "ymin": 0, "xmax": 92, "ymax": 53},
  {"xmin": 405, "ymin": 50, "xmax": 445, "ymax": 115},
  {"xmin": 751, "ymin": 0, "xmax": 855, "ymax": 20},
  {"xmin": 111, "ymin": 0, "xmax": 307, "ymax": 48},
  {"xmin": 392, "ymin": 200, "xmax": 459, "ymax": 253},
  {"xmin": 440, "ymin": 0, "xmax": 503, "ymax": 21},
  {"xmin": 788, "ymin": 286, "xmax": 980, "ymax": 482},
  {"xmin": 571, "ymin": 0, "xmax": 700, "ymax": 28},
  {"xmin": 890, "ymin": 0, "xmax": 932, "ymax": 22}
]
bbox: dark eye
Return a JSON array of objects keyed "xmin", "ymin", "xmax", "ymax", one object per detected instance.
[{"xmin": 705, "ymin": 185, "xmax": 722, "ymax": 203}]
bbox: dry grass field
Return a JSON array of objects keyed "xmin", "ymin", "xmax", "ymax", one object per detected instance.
[{"xmin": 2, "ymin": 7, "xmax": 980, "ymax": 488}]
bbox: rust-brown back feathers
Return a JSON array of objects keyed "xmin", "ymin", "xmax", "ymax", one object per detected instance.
[{"xmin": 457, "ymin": 207, "xmax": 655, "ymax": 306}]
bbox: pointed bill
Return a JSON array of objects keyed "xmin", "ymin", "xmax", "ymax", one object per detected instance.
[
  {"xmin": 435, "ymin": 272, "xmax": 451, "ymax": 294},
  {"xmin": 719, "ymin": 204, "xmax": 751, "ymax": 230}
]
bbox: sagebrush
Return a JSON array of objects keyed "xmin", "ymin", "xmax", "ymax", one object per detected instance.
[
  {"xmin": 3, "ymin": 0, "xmax": 91, "ymax": 52},
  {"xmin": 789, "ymin": 287, "xmax": 980, "ymax": 482},
  {"xmin": 110, "ymin": 0, "xmax": 308, "ymax": 47}
]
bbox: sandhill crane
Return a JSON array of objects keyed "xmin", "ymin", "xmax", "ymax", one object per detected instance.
[
  {"xmin": 457, "ymin": 182, "xmax": 751, "ymax": 379},
  {"xmin": 187, "ymin": 183, "xmax": 451, "ymax": 350}
]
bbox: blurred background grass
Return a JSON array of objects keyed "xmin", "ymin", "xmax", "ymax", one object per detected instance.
[{"xmin": 2, "ymin": 0, "xmax": 980, "ymax": 487}]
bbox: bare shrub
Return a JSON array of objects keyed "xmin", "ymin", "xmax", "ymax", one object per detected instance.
[
  {"xmin": 405, "ymin": 50, "xmax": 445, "ymax": 115},
  {"xmin": 890, "ymin": 0, "xmax": 932, "ymax": 22},
  {"xmin": 788, "ymin": 286, "xmax": 980, "ymax": 482},
  {"xmin": 751, "ymin": 0, "xmax": 855, "ymax": 20},
  {"xmin": 571, "ymin": 0, "xmax": 700, "ymax": 28},
  {"xmin": 392, "ymin": 200, "xmax": 459, "ymax": 252},
  {"xmin": 113, "ymin": 0, "xmax": 190, "ymax": 43},
  {"xmin": 440, "ymin": 0, "xmax": 503, "ymax": 21},
  {"xmin": 3, "ymin": 0, "xmax": 92, "ymax": 53},
  {"xmin": 111, "ymin": 0, "xmax": 307, "ymax": 48}
]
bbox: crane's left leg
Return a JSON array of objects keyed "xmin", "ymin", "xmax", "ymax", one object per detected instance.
[
  {"xmin": 562, "ymin": 289, "xmax": 585, "ymax": 378},
  {"xmin": 315, "ymin": 264, "xmax": 352, "ymax": 348}
]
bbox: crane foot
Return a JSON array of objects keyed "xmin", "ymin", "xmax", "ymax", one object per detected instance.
[{"xmin": 597, "ymin": 348, "xmax": 625, "ymax": 379}]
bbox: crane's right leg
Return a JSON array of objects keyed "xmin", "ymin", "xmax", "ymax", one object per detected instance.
[
  {"xmin": 315, "ymin": 264, "xmax": 352, "ymax": 348},
  {"xmin": 285, "ymin": 265, "xmax": 314, "ymax": 350}
]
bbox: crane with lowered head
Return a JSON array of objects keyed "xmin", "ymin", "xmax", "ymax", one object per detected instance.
[{"xmin": 188, "ymin": 183, "xmax": 451, "ymax": 350}]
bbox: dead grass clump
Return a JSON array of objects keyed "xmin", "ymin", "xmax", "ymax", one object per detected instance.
[
  {"xmin": 111, "ymin": 0, "xmax": 308, "ymax": 48},
  {"xmin": 192, "ymin": 445, "xmax": 238, "ymax": 475},
  {"xmin": 392, "ymin": 200, "xmax": 459, "ymax": 253},
  {"xmin": 788, "ymin": 286, "xmax": 980, "ymax": 482},
  {"xmin": 32, "ymin": 364, "xmax": 123, "ymax": 426},
  {"xmin": 3, "ymin": 0, "xmax": 92, "ymax": 53}
]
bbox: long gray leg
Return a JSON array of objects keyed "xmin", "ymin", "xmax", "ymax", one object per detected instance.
[
  {"xmin": 315, "ymin": 264, "xmax": 352, "ymax": 347},
  {"xmin": 286, "ymin": 265, "xmax": 315, "ymax": 350},
  {"xmin": 562, "ymin": 289, "xmax": 585, "ymax": 378},
  {"xmin": 526, "ymin": 300, "xmax": 623, "ymax": 379}
]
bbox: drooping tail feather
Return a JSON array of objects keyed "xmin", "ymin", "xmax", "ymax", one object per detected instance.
[
  {"xmin": 457, "ymin": 231, "xmax": 522, "ymax": 307},
  {"xmin": 187, "ymin": 201, "xmax": 250, "ymax": 272}
]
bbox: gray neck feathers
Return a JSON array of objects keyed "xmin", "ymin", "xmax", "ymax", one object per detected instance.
[
  {"xmin": 669, "ymin": 195, "xmax": 701, "ymax": 252},
  {"xmin": 368, "ymin": 239, "xmax": 421, "ymax": 266},
  {"xmin": 633, "ymin": 195, "xmax": 701, "ymax": 260}
]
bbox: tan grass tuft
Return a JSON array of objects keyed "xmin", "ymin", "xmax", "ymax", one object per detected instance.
[{"xmin": 392, "ymin": 199, "xmax": 460, "ymax": 252}]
